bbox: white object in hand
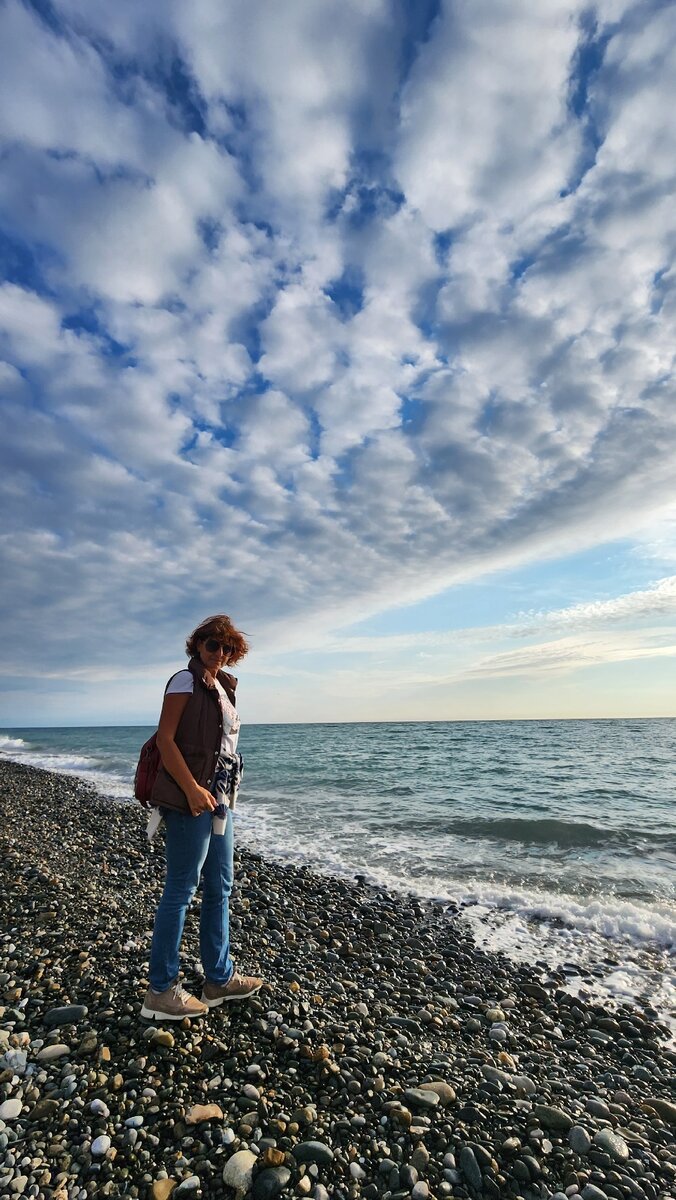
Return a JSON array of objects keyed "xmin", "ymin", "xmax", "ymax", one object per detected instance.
[{"xmin": 146, "ymin": 808, "xmax": 163, "ymax": 843}]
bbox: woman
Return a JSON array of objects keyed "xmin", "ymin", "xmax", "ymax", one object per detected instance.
[{"xmin": 141, "ymin": 615, "xmax": 263, "ymax": 1021}]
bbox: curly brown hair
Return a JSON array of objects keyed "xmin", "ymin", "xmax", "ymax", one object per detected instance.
[{"xmin": 185, "ymin": 615, "xmax": 250, "ymax": 665}]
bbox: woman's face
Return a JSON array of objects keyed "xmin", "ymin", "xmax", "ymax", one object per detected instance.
[{"xmin": 197, "ymin": 636, "xmax": 231, "ymax": 674}]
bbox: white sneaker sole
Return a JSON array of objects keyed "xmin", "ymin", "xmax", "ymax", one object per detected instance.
[
  {"xmin": 140, "ymin": 1004, "xmax": 208, "ymax": 1021},
  {"xmin": 200, "ymin": 982, "xmax": 263, "ymax": 1008}
]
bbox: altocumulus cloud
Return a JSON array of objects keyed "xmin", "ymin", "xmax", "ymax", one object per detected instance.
[{"xmin": 1, "ymin": 0, "xmax": 675, "ymax": 681}]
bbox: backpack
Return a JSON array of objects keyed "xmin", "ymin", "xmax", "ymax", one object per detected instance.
[
  {"xmin": 134, "ymin": 731, "xmax": 161, "ymax": 808},
  {"xmin": 134, "ymin": 670, "xmax": 183, "ymax": 807}
]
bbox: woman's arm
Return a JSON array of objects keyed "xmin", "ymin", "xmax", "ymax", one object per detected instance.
[{"xmin": 156, "ymin": 693, "xmax": 216, "ymax": 816}]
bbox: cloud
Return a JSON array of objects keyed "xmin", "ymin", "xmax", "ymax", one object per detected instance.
[
  {"xmin": 463, "ymin": 630, "xmax": 676, "ymax": 680},
  {"xmin": 1, "ymin": 0, "xmax": 675, "ymax": 702}
]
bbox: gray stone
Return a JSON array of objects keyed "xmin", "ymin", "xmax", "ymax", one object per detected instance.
[
  {"xmin": 91, "ymin": 1135, "xmax": 111, "ymax": 1156},
  {"xmin": 586, "ymin": 1099, "xmax": 611, "ymax": 1119},
  {"xmin": 569, "ymin": 1126, "xmax": 592, "ymax": 1155},
  {"xmin": 43, "ymin": 1005, "xmax": 88, "ymax": 1029},
  {"xmin": 459, "ymin": 1146, "xmax": 482, "ymax": 1191},
  {"xmin": 253, "ymin": 1168, "xmax": 292, "ymax": 1200},
  {"xmin": 533, "ymin": 1104, "xmax": 574, "ymax": 1131},
  {"xmin": 1, "ymin": 1049, "xmax": 27, "ymax": 1075},
  {"xmin": 223, "ymin": 1150, "xmax": 257, "ymax": 1196},
  {"xmin": 36, "ymin": 1044, "xmax": 69, "ymax": 1063},
  {"xmin": 292, "ymin": 1142, "xmax": 335, "ymax": 1165},
  {"xmin": 174, "ymin": 1178, "xmax": 201, "ymax": 1198},
  {"xmin": 403, "ymin": 1088, "xmax": 440, "ymax": 1110},
  {"xmin": 481, "ymin": 1065, "xmax": 535, "ymax": 1096},
  {"xmin": 581, "ymin": 1187, "xmax": 608, "ymax": 1200},
  {"xmin": 593, "ymin": 1129, "xmax": 629, "ymax": 1163}
]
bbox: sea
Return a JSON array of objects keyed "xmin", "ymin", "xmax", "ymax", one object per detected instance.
[{"xmin": 2, "ymin": 719, "xmax": 675, "ymax": 1036}]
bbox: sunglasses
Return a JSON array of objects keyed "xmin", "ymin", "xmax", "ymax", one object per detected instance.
[{"xmin": 204, "ymin": 638, "xmax": 233, "ymax": 656}]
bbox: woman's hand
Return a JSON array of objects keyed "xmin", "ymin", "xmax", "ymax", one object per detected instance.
[{"xmin": 187, "ymin": 784, "xmax": 217, "ymax": 817}]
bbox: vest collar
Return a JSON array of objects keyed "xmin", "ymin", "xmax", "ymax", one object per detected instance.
[{"xmin": 188, "ymin": 655, "xmax": 238, "ymax": 694}]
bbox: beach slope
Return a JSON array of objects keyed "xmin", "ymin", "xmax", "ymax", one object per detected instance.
[{"xmin": 1, "ymin": 759, "xmax": 675, "ymax": 1200}]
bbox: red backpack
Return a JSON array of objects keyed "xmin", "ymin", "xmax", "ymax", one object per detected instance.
[
  {"xmin": 134, "ymin": 731, "xmax": 161, "ymax": 808},
  {"xmin": 134, "ymin": 671, "xmax": 183, "ymax": 806}
]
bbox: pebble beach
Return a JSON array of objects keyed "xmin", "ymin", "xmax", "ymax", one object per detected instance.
[{"xmin": 1, "ymin": 759, "xmax": 675, "ymax": 1200}]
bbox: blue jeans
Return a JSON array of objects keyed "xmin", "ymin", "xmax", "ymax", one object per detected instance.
[{"xmin": 149, "ymin": 807, "xmax": 234, "ymax": 993}]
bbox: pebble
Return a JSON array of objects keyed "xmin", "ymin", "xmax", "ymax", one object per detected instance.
[
  {"xmin": 36, "ymin": 1043, "xmax": 69, "ymax": 1062},
  {"xmin": 252, "ymin": 1167, "xmax": 292, "ymax": 1200},
  {"xmin": 594, "ymin": 1129, "xmax": 629, "ymax": 1162},
  {"xmin": 417, "ymin": 1080, "xmax": 455, "ymax": 1106},
  {"xmin": 27, "ymin": 1098, "xmax": 59, "ymax": 1121},
  {"xmin": 2, "ymin": 1049, "xmax": 27, "ymax": 1074},
  {"xmin": 186, "ymin": 1103, "xmax": 223, "ymax": 1123},
  {"xmin": 223, "ymin": 1149, "xmax": 257, "ymax": 1195},
  {"xmin": 644, "ymin": 1096, "xmax": 676, "ymax": 1125},
  {"xmin": 43, "ymin": 1005, "xmax": 88, "ymax": 1029},
  {"xmin": 0, "ymin": 1099, "xmax": 23, "ymax": 1121},
  {"xmin": 581, "ymin": 1187, "xmax": 609, "ymax": 1200},
  {"xmin": 569, "ymin": 1126, "xmax": 593, "ymax": 1154},
  {"xmin": 174, "ymin": 1177, "xmax": 201, "ymax": 1197},
  {"xmin": 459, "ymin": 1146, "xmax": 483, "ymax": 1190},
  {"xmin": 150, "ymin": 1029, "xmax": 175, "ymax": 1048},
  {"xmin": 534, "ymin": 1104, "xmax": 574, "ymax": 1130},
  {"xmin": 404, "ymin": 1088, "xmax": 440, "ymax": 1110},
  {"xmin": 152, "ymin": 1182, "xmax": 177, "ymax": 1200},
  {"xmin": 292, "ymin": 1142, "xmax": 335, "ymax": 1165},
  {"xmin": 91, "ymin": 1135, "xmax": 111, "ymax": 1156}
]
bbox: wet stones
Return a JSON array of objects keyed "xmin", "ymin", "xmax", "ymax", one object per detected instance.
[
  {"xmin": 593, "ymin": 1129, "xmax": 629, "ymax": 1162},
  {"xmin": 533, "ymin": 1103, "xmax": 574, "ymax": 1130},
  {"xmin": 459, "ymin": 1145, "xmax": 483, "ymax": 1190},
  {"xmin": 570, "ymin": 1125, "xmax": 593, "ymax": 1154}
]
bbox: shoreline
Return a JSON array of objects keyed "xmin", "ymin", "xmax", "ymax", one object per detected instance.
[{"xmin": 1, "ymin": 758, "xmax": 676, "ymax": 1200}]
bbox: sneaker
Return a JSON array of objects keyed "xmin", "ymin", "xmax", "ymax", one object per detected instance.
[
  {"xmin": 201, "ymin": 972, "xmax": 264, "ymax": 1008},
  {"xmin": 141, "ymin": 980, "xmax": 208, "ymax": 1021}
]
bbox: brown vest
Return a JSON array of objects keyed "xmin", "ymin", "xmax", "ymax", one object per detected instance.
[{"xmin": 150, "ymin": 657, "xmax": 238, "ymax": 813}]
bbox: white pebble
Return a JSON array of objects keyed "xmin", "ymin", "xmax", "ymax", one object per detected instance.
[
  {"xmin": 36, "ymin": 1044, "xmax": 69, "ymax": 1062},
  {"xmin": 90, "ymin": 1099, "xmax": 110, "ymax": 1117},
  {"xmin": 0, "ymin": 1099, "xmax": 23, "ymax": 1121},
  {"xmin": 91, "ymin": 1135, "xmax": 111, "ymax": 1156}
]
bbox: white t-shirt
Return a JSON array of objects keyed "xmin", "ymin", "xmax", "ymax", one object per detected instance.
[{"xmin": 165, "ymin": 670, "xmax": 240, "ymax": 757}]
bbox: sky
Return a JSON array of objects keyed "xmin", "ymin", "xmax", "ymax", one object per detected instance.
[{"xmin": 1, "ymin": 0, "xmax": 675, "ymax": 726}]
